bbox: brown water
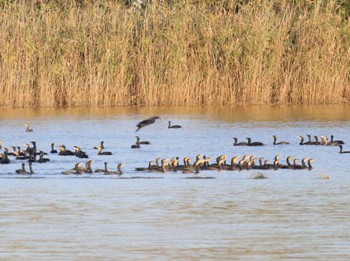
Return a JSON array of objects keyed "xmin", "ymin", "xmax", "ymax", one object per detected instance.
[{"xmin": 1, "ymin": 105, "xmax": 350, "ymax": 260}]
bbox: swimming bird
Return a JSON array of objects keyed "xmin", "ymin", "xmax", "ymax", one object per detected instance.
[
  {"xmin": 37, "ymin": 152, "xmax": 50, "ymax": 163},
  {"xmin": 136, "ymin": 136, "xmax": 150, "ymax": 145},
  {"xmin": 50, "ymin": 143, "xmax": 57, "ymax": 153},
  {"xmin": 246, "ymin": 137, "xmax": 264, "ymax": 146},
  {"xmin": 24, "ymin": 124, "xmax": 33, "ymax": 132},
  {"xmin": 339, "ymin": 145, "xmax": 350, "ymax": 154},
  {"xmin": 330, "ymin": 135, "xmax": 344, "ymax": 145},
  {"xmin": 61, "ymin": 163, "xmax": 84, "ymax": 175},
  {"xmin": 97, "ymin": 146, "xmax": 112, "ymax": 155},
  {"xmin": 16, "ymin": 162, "xmax": 34, "ymax": 174},
  {"xmin": 95, "ymin": 162, "xmax": 109, "ymax": 173},
  {"xmin": 233, "ymin": 138, "xmax": 248, "ymax": 146},
  {"xmin": 136, "ymin": 116, "xmax": 160, "ymax": 132},
  {"xmin": 105, "ymin": 163, "xmax": 124, "ymax": 176},
  {"xmin": 168, "ymin": 121, "xmax": 182, "ymax": 129},
  {"xmin": 15, "ymin": 163, "xmax": 26, "ymax": 174},
  {"xmin": 131, "ymin": 137, "xmax": 141, "ymax": 149},
  {"xmin": 0, "ymin": 151, "xmax": 10, "ymax": 164},
  {"xmin": 135, "ymin": 161, "xmax": 156, "ymax": 171},
  {"xmin": 93, "ymin": 141, "xmax": 105, "ymax": 150},
  {"xmin": 74, "ymin": 146, "xmax": 88, "ymax": 158},
  {"xmin": 298, "ymin": 136, "xmax": 313, "ymax": 145},
  {"xmin": 58, "ymin": 145, "xmax": 75, "ymax": 156},
  {"xmin": 272, "ymin": 135, "xmax": 289, "ymax": 145}
]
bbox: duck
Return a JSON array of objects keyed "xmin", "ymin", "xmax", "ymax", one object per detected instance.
[
  {"xmin": 272, "ymin": 135, "xmax": 289, "ymax": 145},
  {"xmin": 233, "ymin": 138, "xmax": 248, "ymax": 146},
  {"xmin": 136, "ymin": 116, "xmax": 160, "ymax": 132},
  {"xmin": 339, "ymin": 145, "xmax": 350, "ymax": 154},
  {"xmin": 246, "ymin": 137, "xmax": 264, "ymax": 146},
  {"xmin": 168, "ymin": 121, "xmax": 182, "ymax": 129},
  {"xmin": 97, "ymin": 146, "xmax": 112, "ymax": 155},
  {"xmin": 50, "ymin": 143, "xmax": 57, "ymax": 153},
  {"xmin": 105, "ymin": 163, "xmax": 124, "ymax": 176},
  {"xmin": 24, "ymin": 124, "xmax": 33, "ymax": 132}
]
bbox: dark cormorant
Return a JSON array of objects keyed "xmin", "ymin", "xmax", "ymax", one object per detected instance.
[{"xmin": 136, "ymin": 116, "xmax": 160, "ymax": 132}]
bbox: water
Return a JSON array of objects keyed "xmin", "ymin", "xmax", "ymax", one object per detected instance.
[{"xmin": 1, "ymin": 105, "xmax": 350, "ymax": 259}]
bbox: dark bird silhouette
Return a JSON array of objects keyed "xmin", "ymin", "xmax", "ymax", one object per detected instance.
[
  {"xmin": 58, "ymin": 145, "xmax": 75, "ymax": 156},
  {"xmin": 330, "ymin": 135, "xmax": 345, "ymax": 145},
  {"xmin": 50, "ymin": 143, "xmax": 57, "ymax": 153},
  {"xmin": 272, "ymin": 135, "xmax": 289, "ymax": 145},
  {"xmin": 24, "ymin": 124, "xmax": 33, "ymax": 132},
  {"xmin": 168, "ymin": 121, "xmax": 182, "ymax": 129},
  {"xmin": 233, "ymin": 137, "xmax": 248, "ymax": 146},
  {"xmin": 136, "ymin": 136, "xmax": 151, "ymax": 145},
  {"xmin": 246, "ymin": 137, "xmax": 264, "ymax": 146},
  {"xmin": 136, "ymin": 116, "xmax": 160, "ymax": 132},
  {"xmin": 339, "ymin": 145, "xmax": 350, "ymax": 154}
]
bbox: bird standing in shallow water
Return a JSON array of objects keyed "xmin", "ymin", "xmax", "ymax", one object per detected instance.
[{"xmin": 136, "ymin": 116, "xmax": 160, "ymax": 132}]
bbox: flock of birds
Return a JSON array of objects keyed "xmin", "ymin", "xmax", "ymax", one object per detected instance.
[{"xmin": 1, "ymin": 116, "xmax": 349, "ymax": 177}]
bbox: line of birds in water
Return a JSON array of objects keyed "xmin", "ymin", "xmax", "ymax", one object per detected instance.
[{"xmin": 1, "ymin": 116, "xmax": 349, "ymax": 176}]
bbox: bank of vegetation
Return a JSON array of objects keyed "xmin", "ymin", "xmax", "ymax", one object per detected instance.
[{"xmin": 0, "ymin": 0, "xmax": 349, "ymax": 107}]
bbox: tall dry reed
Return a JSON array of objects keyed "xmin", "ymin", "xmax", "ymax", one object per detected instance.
[{"xmin": 0, "ymin": 0, "xmax": 349, "ymax": 107}]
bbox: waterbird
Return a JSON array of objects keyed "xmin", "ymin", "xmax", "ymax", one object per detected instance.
[
  {"xmin": 61, "ymin": 163, "xmax": 84, "ymax": 175},
  {"xmin": 272, "ymin": 135, "xmax": 289, "ymax": 145},
  {"xmin": 94, "ymin": 141, "xmax": 105, "ymax": 150},
  {"xmin": 16, "ymin": 162, "xmax": 34, "ymax": 174},
  {"xmin": 97, "ymin": 146, "xmax": 112, "ymax": 155},
  {"xmin": 50, "ymin": 143, "xmax": 57, "ymax": 153},
  {"xmin": 246, "ymin": 137, "xmax": 264, "ymax": 146},
  {"xmin": 136, "ymin": 136, "xmax": 151, "ymax": 145},
  {"xmin": 168, "ymin": 121, "xmax": 182, "ymax": 129},
  {"xmin": 105, "ymin": 163, "xmax": 124, "ymax": 175},
  {"xmin": 136, "ymin": 116, "xmax": 160, "ymax": 132},
  {"xmin": 95, "ymin": 162, "xmax": 109, "ymax": 173},
  {"xmin": 233, "ymin": 138, "xmax": 248, "ymax": 146},
  {"xmin": 24, "ymin": 124, "xmax": 33, "ymax": 132},
  {"xmin": 58, "ymin": 145, "xmax": 75, "ymax": 156},
  {"xmin": 330, "ymin": 135, "xmax": 345, "ymax": 145},
  {"xmin": 339, "ymin": 145, "xmax": 350, "ymax": 154}
]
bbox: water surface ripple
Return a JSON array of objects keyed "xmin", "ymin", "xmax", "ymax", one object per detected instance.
[{"xmin": 1, "ymin": 106, "xmax": 350, "ymax": 260}]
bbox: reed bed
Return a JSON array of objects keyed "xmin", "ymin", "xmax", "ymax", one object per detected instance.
[{"xmin": 0, "ymin": 0, "xmax": 349, "ymax": 107}]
